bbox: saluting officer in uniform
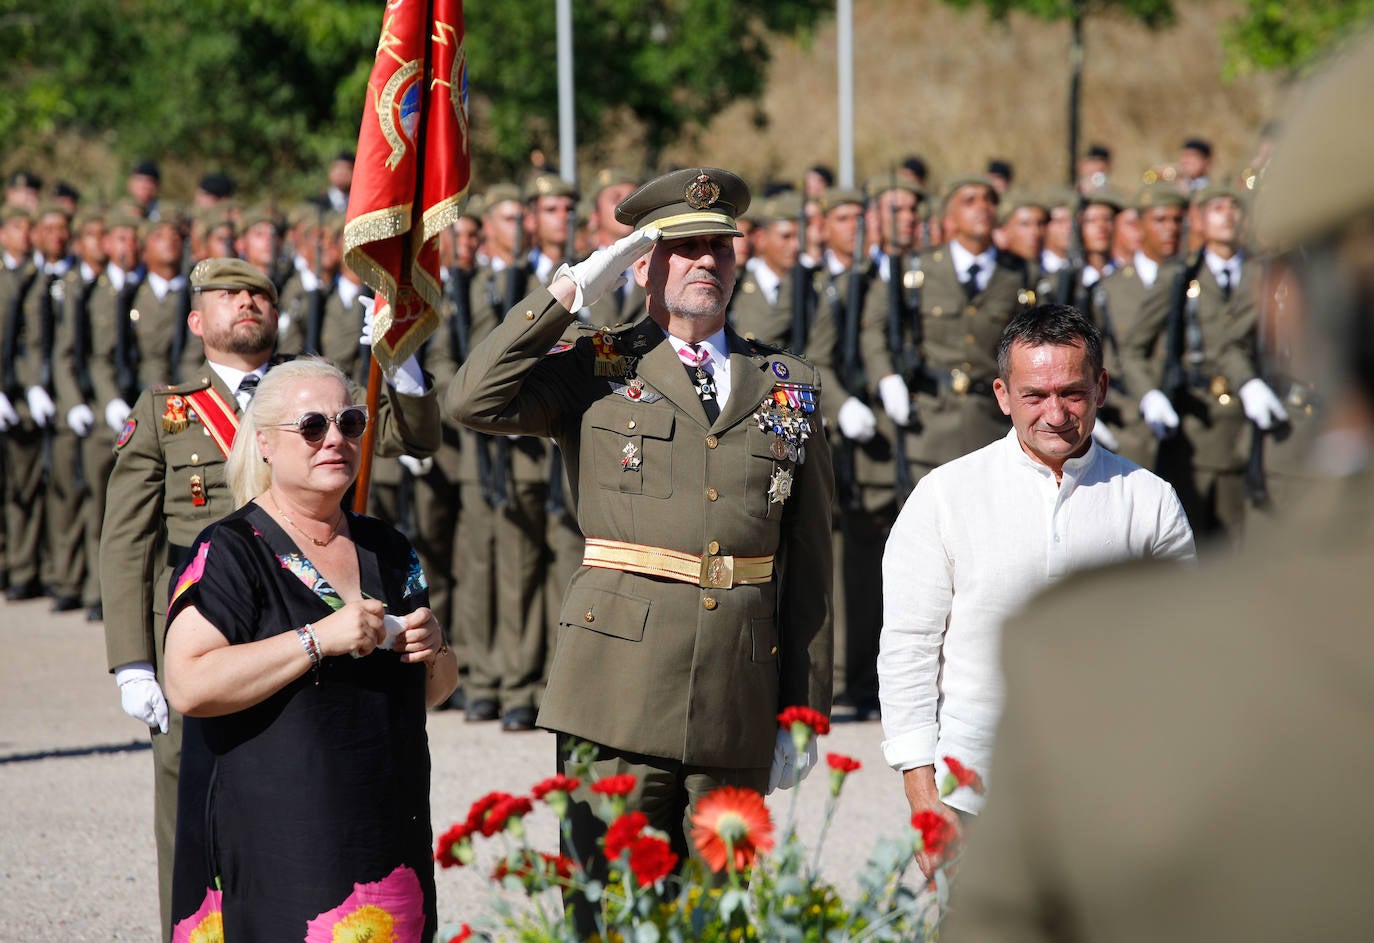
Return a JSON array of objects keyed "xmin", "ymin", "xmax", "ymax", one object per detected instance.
[
  {"xmin": 1121, "ymin": 184, "xmax": 1288, "ymax": 547},
  {"xmin": 448, "ymin": 167, "xmax": 833, "ymax": 892},
  {"xmin": 100, "ymin": 258, "xmax": 440, "ymax": 938}
]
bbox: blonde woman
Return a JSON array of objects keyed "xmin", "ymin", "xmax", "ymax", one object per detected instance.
[{"xmin": 163, "ymin": 359, "xmax": 456, "ymax": 942}]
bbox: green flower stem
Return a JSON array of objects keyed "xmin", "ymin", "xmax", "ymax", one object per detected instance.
[
  {"xmin": 724, "ymin": 834, "xmax": 741, "ymax": 891},
  {"xmin": 807, "ymin": 791, "xmax": 840, "ymax": 878}
]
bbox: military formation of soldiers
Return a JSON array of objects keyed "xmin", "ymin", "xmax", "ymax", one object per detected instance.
[{"xmin": 1, "ymin": 132, "xmax": 1298, "ymax": 729}]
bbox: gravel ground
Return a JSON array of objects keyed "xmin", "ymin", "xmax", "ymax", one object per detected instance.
[{"xmin": 0, "ymin": 596, "xmax": 907, "ymax": 941}]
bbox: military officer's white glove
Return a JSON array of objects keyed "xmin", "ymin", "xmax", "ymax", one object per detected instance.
[
  {"xmin": 768, "ymin": 729, "xmax": 819, "ymax": 793},
  {"xmin": 877, "ymin": 373, "xmax": 912, "ymax": 426},
  {"xmin": 25, "ymin": 386, "xmax": 56, "ymax": 427},
  {"xmin": 1139, "ymin": 389, "xmax": 1179, "ymax": 440},
  {"xmin": 1090, "ymin": 421, "xmax": 1119, "ymax": 452},
  {"xmin": 398, "ymin": 454, "xmax": 432, "ymax": 476},
  {"xmin": 0, "ymin": 393, "xmax": 17, "ymax": 431},
  {"xmin": 104, "ymin": 398, "xmax": 133, "ymax": 433},
  {"xmin": 115, "ymin": 662, "xmax": 169, "ymax": 734},
  {"xmin": 67, "ymin": 404, "xmax": 95, "ymax": 437},
  {"xmin": 553, "ymin": 227, "xmax": 661, "ymax": 311},
  {"xmin": 837, "ymin": 396, "xmax": 878, "ymax": 442},
  {"xmin": 358, "ymin": 300, "xmax": 428, "ymax": 395},
  {"xmin": 1238, "ymin": 378, "xmax": 1289, "ymax": 430}
]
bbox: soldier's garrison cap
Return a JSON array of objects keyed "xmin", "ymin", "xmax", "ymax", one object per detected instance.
[
  {"xmin": 758, "ymin": 191, "xmax": 804, "ymax": 225},
  {"xmin": 589, "ymin": 167, "xmax": 641, "ymax": 203},
  {"xmin": 523, "ymin": 173, "xmax": 577, "ymax": 202},
  {"xmin": 239, "ymin": 204, "xmax": 283, "ymax": 233},
  {"xmin": 1257, "ymin": 29, "xmax": 1374, "ymax": 244},
  {"xmin": 819, "ymin": 187, "xmax": 865, "ymax": 212},
  {"xmin": 1, "ymin": 204, "xmax": 32, "ymax": 224},
  {"xmin": 863, "ymin": 175, "xmax": 926, "ymax": 201},
  {"xmin": 1135, "ymin": 181, "xmax": 1190, "ymax": 211},
  {"xmin": 996, "ymin": 189, "xmax": 1047, "ymax": 224},
  {"xmin": 615, "ymin": 167, "xmax": 749, "ymax": 240},
  {"xmin": 941, "ymin": 174, "xmax": 1000, "ymax": 205},
  {"xmin": 1191, "ymin": 182, "xmax": 1246, "ymax": 209},
  {"xmin": 1082, "ymin": 188, "xmax": 1127, "ymax": 212},
  {"xmin": 190, "ymin": 257, "xmax": 279, "ymax": 305},
  {"xmin": 34, "ymin": 201, "xmax": 72, "ymax": 222},
  {"xmin": 481, "ymin": 183, "xmax": 522, "ymax": 208},
  {"xmin": 1040, "ymin": 186, "xmax": 1078, "ymax": 210}
]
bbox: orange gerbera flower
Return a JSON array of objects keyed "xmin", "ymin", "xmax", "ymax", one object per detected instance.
[{"xmin": 690, "ymin": 786, "xmax": 775, "ymax": 873}]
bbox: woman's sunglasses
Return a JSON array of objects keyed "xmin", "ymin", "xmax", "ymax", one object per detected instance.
[{"xmin": 265, "ymin": 406, "xmax": 369, "ymax": 443}]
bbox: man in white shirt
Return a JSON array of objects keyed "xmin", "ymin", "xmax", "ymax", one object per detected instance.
[{"xmin": 878, "ymin": 303, "xmax": 1194, "ymax": 876}]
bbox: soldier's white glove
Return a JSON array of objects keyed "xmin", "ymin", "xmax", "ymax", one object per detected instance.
[
  {"xmin": 104, "ymin": 398, "xmax": 132, "ymax": 433},
  {"xmin": 1239, "ymin": 378, "xmax": 1289, "ymax": 430},
  {"xmin": 115, "ymin": 662, "xmax": 169, "ymax": 734},
  {"xmin": 398, "ymin": 454, "xmax": 432, "ymax": 476},
  {"xmin": 359, "ymin": 299, "xmax": 427, "ymax": 395},
  {"xmin": 837, "ymin": 396, "xmax": 877, "ymax": 442},
  {"xmin": 553, "ymin": 227, "xmax": 661, "ymax": 311},
  {"xmin": 768, "ymin": 728, "xmax": 819, "ymax": 793},
  {"xmin": 1090, "ymin": 421, "xmax": 1119, "ymax": 452},
  {"xmin": 877, "ymin": 373, "xmax": 912, "ymax": 426},
  {"xmin": 67, "ymin": 404, "xmax": 95, "ymax": 437},
  {"xmin": 1139, "ymin": 389, "xmax": 1180, "ymax": 440},
  {"xmin": 25, "ymin": 386, "xmax": 56, "ymax": 427},
  {"xmin": 0, "ymin": 393, "xmax": 17, "ymax": 431}
]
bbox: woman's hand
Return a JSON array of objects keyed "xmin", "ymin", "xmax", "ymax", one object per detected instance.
[
  {"xmin": 392, "ymin": 607, "xmax": 443, "ymax": 664},
  {"xmin": 313, "ymin": 599, "xmax": 387, "ymax": 658}
]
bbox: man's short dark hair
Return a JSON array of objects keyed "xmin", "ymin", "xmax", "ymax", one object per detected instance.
[
  {"xmin": 808, "ymin": 164, "xmax": 835, "ymax": 188},
  {"xmin": 901, "ymin": 155, "xmax": 928, "ymax": 181},
  {"xmin": 997, "ymin": 304, "xmax": 1104, "ymax": 379},
  {"xmin": 1182, "ymin": 137, "xmax": 1213, "ymax": 158}
]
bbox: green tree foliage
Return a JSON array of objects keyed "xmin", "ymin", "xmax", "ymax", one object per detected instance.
[
  {"xmin": 2, "ymin": 0, "xmax": 830, "ymax": 191},
  {"xmin": 1223, "ymin": 0, "xmax": 1374, "ymax": 77}
]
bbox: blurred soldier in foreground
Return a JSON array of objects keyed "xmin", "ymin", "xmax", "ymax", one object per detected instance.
[{"xmin": 946, "ymin": 31, "xmax": 1374, "ymax": 942}]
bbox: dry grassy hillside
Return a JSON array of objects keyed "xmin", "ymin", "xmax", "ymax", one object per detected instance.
[{"xmin": 652, "ymin": 0, "xmax": 1286, "ymax": 193}]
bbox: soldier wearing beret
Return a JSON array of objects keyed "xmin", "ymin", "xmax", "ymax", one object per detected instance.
[
  {"xmin": 447, "ymin": 167, "xmax": 833, "ymax": 903},
  {"xmin": 100, "ymin": 257, "xmax": 440, "ymax": 938},
  {"xmin": 1121, "ymin": 184, "xmax": 1288, "ymax": 547},
  {"xmin": 1087, "ymin": 182, "xmax": 1189, "ymax": 466},
  {"xmin": 946, "ymin": 34, "xmax": 1374, "ymax": 940}
]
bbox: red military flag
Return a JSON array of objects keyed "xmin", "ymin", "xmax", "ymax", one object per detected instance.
[{"xmin": 345, "ymin": 0, "xmax": 469, "ymax": 372}]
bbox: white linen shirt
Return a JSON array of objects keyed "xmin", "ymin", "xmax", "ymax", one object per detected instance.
[{"xmin": 878, "ymin": 429, "xmax": 1195, "ymax": 812}]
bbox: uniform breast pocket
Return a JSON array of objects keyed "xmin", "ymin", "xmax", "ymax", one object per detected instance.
[
  {"xmin": 743, "ymin": 426, "xmax": 786, "ymax": 521},
  {"xmin": 168, "ymin": 453, "xmax": 217, "ymax": 520},
  {"xmin": 588, "ymin": 403, "xmax": 674, "ymax": 498}
]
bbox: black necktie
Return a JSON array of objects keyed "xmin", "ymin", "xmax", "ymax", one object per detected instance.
[
  {"xmin": 963, "ymin": 262, "xmax": 981, "ymax": 300},
  {"xmin": 1220, "ymin": 267, "xmax": 1232, "ymax": 302},
  {"xmin": 237, "ymin": 374, "xmax": 260, "ymax": 408}
]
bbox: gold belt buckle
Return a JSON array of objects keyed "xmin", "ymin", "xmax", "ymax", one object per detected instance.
[
  {"xmin": 700, "ymin": 553, "xmax": 735, "ymax": 589},
  {"xmin": 951, "ymin": 368, "xmax": 971, "ymax": 396}
]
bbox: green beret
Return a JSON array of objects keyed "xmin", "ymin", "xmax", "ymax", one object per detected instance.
[
  {"xmin": 190, "ymin": 257, "xmax": 279, "ymax": 305},
  {"xmin": 1191, "ymin": 182, "xmax": 1246, "ymax": 209},
  {"xmin": 615, "ymin": 167, "xmax": 749, "ymax": 240},
  {"xmin": 1257, "ymin": 30, "xmax": 1374, "ymax": 244},
  {"xmin": 820, "ymin": 187, "xmax": 865, "ymax": 212},
  {"xmin": 1135, "ymin": 181, "xmax": 1189, "ymax": 211},
  {"xmin": 758, "ymin": 191, "xmax": 804, "ymax": 225},
  {"xmin": 523, "ymin": 172, "xmax": 577, "ymax": 202},
  {"xmin": 589, "ymin": 167, "xmax": 640, "ymax": 203},
  {"xmin": 940, "ymin": 174, "xmax": 1000, "ymax": 205},
  {"xmin": 864, "ymin": 175, "xmax": 925, "ymax": 201},
  {"xmin": 481, "ymin": 183, "xmax": 522, "ymax": 209}
]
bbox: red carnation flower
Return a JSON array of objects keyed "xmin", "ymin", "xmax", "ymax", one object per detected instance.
[
  {"xmin": 826, "ymin": 753, "xmax": 861, "ymax": 774},
  {"xmin": 464, "ymin": 791, "xmax": 512, "ymax": 831},
  {"xmin": 604, "ymin": 811, "xmax": 649, "ymax": 860},
  {"xmin": 434, "ymin": 821, "xmax": 475, "ymax": 869},
  {"xmin": 590, "ymin": 773, "xmax": 638, "ymax": 797},
  {"xmin": 943, "ymin": 756, "xmax": 986, "ymax": 795},
  {"xmin": 690, "ymin": 786, "xmax": 775, "ymax": 873},
  {"xmin": 911, "ymin": 810, "xmax": 957, "ymax": 863},
  {"xmin": 531, "ymin": 774, "xmax": 581, "ymax": 800},
  {"xmin": 627, "ymin": 834, "xmax": 678, "ymax": 887},
  {"xmin": 542, "ymin": 852, "xmax": 577, "ymax": 882},
  {"xmin": 777, "ymin": 705, "xmax": 831, "ymax": 737},
  {"xmin": 479, "ymin": 795, "xmax": 533, "ymax": 837}
]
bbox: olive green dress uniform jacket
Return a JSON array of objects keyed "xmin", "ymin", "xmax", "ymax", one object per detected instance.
[
  {"xmin": 101, "ymin": 366, "xmax": 441, "ymax": 673},
  {"xmin": 728, "ymin": 264, "xmax": 798, "ymax": 351},
  {"xmin": 1120, "ymin": 257, "xmax": 1260, "ymax": 474},
  {"xmin": 1088, "ymin": 262, "xmax": 1171, "ymax": 467},
  {"xmin": 903, "ymin": 246, "xmax": 1029, "ymax": 468},
  {"xmin": 89, "ymin": 273, "xmax": 204, "ymax": 397},
  {"xmin": 946, "ymin": 472, "xmax": 1374, "ymax": 943},
  {"xmin": 448, "ymin": 287, "xmax": 835, "ymax": 768}
]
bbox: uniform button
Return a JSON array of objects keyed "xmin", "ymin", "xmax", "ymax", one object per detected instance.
[
  {"xmin": 965, "ymin": 305, "xmax": 977, "ymax": 317},
  {"xmin": 584, "ymin": 610, "xmax": 595, "ymax": 623},
  {"xmin": 706, "ymin": 487, "xmax": 718, "ymax": 501},
  {"xmin": 524, "ymin": 310, "xmax": 535, "ymax": 320},
  {"xmin": 705, "ymin": 435, "xmax": 718, "ymax": 449},
  {"xmin": 190, "ymin": 453, "xmax": 199, "ymax": 464},
  {"xmin": 707, "ymin": 540, "xmax": 720, "ymax": 555},
  {"xmin": 770, "ymin": 645, "xmax": 778, "ymax": 655},
  {"xmin": 626, "ymin": 419, "xmax": 637, "ymax": 430},
  {"xmin": 702, "ymin": 596, "xmax": 718, "ymax": 611},
  {"xmin": 129, "ymin": 309, "xmax": 141, "ymax": 322},
  {"xmin": 965, "ymin": 333, "xmax": 977, "ymax": 345}
]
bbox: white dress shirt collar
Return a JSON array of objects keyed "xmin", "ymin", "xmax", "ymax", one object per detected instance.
[
  {"xmin": 1132, "ymin": 251, "xmax": 1160, "ymax": 289},
  {"xmin": 948, "ymin": 240, "xmax": 996, "ymax": 292},
  {"xmin": 664, "ymin": 325, "xmax": 732, "ymax": 410}
]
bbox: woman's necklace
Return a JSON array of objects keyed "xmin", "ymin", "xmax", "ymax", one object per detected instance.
[{"xmin": 268, "ymin": 493, "xmax": 344, "ymax": 548}]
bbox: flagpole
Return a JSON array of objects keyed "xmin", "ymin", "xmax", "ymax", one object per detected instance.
[{"xmin": 353, "ymin": 357, "xmax": 383, "ymax": 514}]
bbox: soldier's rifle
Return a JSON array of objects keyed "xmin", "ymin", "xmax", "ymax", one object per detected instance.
[
  {"xmin": 1056, "ymin": 192, "xmax": 1087, "ymax": 307},
  {"xmin": 304, "ymin": 206, "xmax": 327, "ymax": 356},
  {"xmin": 883, "ymin": 188, "xmax": 915, "ymax": 501},
  {"xmin": 1155, "ymin": 250, "xmax": 1206, "ymax": 469},
  {"xmin": 789, "ymin": 190, "xmax": 811, "ymax": 352},
  {"xmin": 1244, "ymin": 257, "xmax": 1286, "ymax": 508},
  {"xmin": 547, "ymin": 199, "xmax": 580, "ymax": 519},
  {"xmin": 836, "ymin": 204, "xmax": 869, "ymax": 512},
  {"xmin": 114, "ymin": 272, "xmax": 141, "ymax": 405}
]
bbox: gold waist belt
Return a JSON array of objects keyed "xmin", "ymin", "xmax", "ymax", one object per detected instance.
[{"xmin": 582, "ymin": 538, "xmax": 774, "ymax": 589}]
